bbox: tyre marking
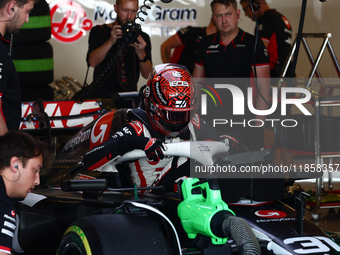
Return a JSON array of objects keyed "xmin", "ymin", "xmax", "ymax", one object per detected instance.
[{"xmin": 64, "ymin": 225, "xmax": 92, "ymax": 255}]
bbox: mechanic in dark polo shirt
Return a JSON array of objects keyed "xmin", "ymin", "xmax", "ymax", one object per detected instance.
[
  {"xmin": 0, "ymin": 131, "xmax": 53, "ymax": 255},
  {"xmin": 193, "ymin": 0, "xmax": 270, "ymax": 151},
  {"xmin": 0, "ymin": 0, "xmax": 38, "ymax": 136},
  {"xmin": 240, "ymin": 0, "xmax": 292, "ymax": 78}
]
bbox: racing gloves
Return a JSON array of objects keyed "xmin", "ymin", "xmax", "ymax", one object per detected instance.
[
  {"xmin": 116, "ymin": 135, "xmax": 165, "ymax": 162},
  {"xmin": 220, "ymin": 135, "xmax": 248, "ymax": 154},
  {"xmin": 135, "ymin": 137, "xmax": 165, "ymax": 161}
]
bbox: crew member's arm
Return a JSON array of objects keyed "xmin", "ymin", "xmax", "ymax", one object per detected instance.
[
  {"xmin": 192, "ymin": 38, "xmax": 205, "ymax": 79},
  {"xmin": 131, "ymin": 35, "xmax": 152, "ymax": 79},
  {"xmin": 0, "ymin": 98, "xmax": 8, "ymax": 135},
  {"xmin": 251, "ymin": 36, "xmax": 271, "ymax": 127},
  {"xmin": 160, "ymin": 34, "xmax": 182, "ymax": 63},
  {"xmin": 253, "ymin": 65, "xmax": 270, "ymax": 126},
  {"xmin": 192, "ymin": 64, "xmax": 205, "ymax": 79},
  {"xmin": 88, "ymin": 24, "xmax": 122, "ymax": 67}
]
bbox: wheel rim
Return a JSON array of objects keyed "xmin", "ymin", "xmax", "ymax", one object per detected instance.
[{"xmin": 61, "ymin": 242, "xmax": 84, "ymax": 255}]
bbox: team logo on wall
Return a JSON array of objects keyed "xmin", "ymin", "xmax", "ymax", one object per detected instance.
[{"xmin": 49, "ymin": 0, "xmax": 93, "ymax": 43}]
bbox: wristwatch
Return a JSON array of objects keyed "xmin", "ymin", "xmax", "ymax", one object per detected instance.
[{"xmin": 139, "ymin": 55, "xmax": 148, "ymax": 62}]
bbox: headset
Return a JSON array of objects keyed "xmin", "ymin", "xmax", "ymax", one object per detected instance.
[
  {"xmin": 249, "ymin": 0, "xmax": 260, "ymax": 11},
  {"xmin": 0, "ymin": 7, "xmax": 16, "ymax": 22}
]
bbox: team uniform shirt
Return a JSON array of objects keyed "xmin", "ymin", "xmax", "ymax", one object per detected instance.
[
  {"xmin": 194, "ymin": 29, "xmax": 269, "ymax": 149},
  {"xmin": 195, "ymin": 29, "xmax": 269, "ymax": 78},
  {"xmin": 86, "ymin": 24, "xmax": 152, "ymax": 102},
  {"xmin": 0, "ymin": 36, "xmax": 21, "ymax": 131},
  {"xmin": 83, "ymin": 109, "xmax": 229, "ymax": 188},
  {"xmin": 0, "ymin": 176, "xmax": 17, "ymax": 254},
  {"xmin": 170, "ymin": 26, "xmax": 207, "ymax": 74},
  {"xmin": 257, "ymin": 9, "xmax": 292, "ymax": 77}
]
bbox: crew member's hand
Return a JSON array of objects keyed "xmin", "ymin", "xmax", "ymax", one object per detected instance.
[
  {"xmin": 220, "ymin": 135, "xmax": 248, "ymax": 154},
  {"xmin": 131, "ymin": 35, "xmax": 147, "ymax": 60},
  {"xmin": 110, "ymin": 24, "xmax": 123, "ymax": 45},
  {"xmin": 134, "ymin": 137, "xmax": 165, "ymax": 161}
]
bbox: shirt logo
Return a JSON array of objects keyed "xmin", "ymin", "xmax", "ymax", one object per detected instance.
[
  {"xmin": 282, "ymin": 16, "xmax": 292, "ymax": 30},
  {"xmin": 233, "ymin": 44, "xmax": 246, "ymax": 48},
  {"xmin": 0, "ymin": 63, "xmax": 2, "ymax": 80},
  {"xmin": 208, "ymin": 44, "xmax": 219, "ymax": 49},
  {"xmin": 206, "ymin": 50, "xmax": 219, "ymax": 54}
]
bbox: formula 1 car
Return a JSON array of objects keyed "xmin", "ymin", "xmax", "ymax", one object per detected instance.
[{"xmin": 12, "ymin": 104, "xmax": 340, "ymax": 255}]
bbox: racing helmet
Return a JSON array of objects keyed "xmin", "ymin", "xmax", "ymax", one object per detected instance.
[{"xmin": 144, "ymin": 64, "xmax": 197, "ymax": 137}]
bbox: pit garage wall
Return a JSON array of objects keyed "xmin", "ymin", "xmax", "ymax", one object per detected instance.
[{"xmin": 46, "ymin": 0, "xmax": 340, "ymax": 90}]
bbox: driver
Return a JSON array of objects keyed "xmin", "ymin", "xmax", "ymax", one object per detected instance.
[{"xmin": 83, "ymin": 64, "xmax": 246, "ymax": 192}]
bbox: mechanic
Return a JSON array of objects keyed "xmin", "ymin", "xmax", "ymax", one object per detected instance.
[
  {"xmin": 0, "ymin": 0, "xmax": 36, "ymax": 135},
  {"xmin": 192, "ymin": 0, "xmax": 270, "ymax": 151},
  {"xmin": 240, "ymin": 0, "xmax": 292, "ymax": 78},
  {"xmin": 0, "ymin": 131, "xmax": 53, "ymax": 255},
  {"xmin": 160, "ymin": 18, "xmax": 217, "ymax": 74},
  {"xmin": 240, "ymin": 0, "xmax": 293, "ymax": 165},
  {"xmin": 83, "ymin": 64, "xmax": 245, "ymax": 193},
  {"xmin": 86, "ymin": 0, "xmax": 152, "ymax": 108}
]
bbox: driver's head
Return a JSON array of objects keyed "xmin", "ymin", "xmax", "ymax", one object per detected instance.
[{"xmin": 144, "ymin": 64, "xmax": 197, "ymax": 138}]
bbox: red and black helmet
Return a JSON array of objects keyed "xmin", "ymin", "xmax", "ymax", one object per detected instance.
[{"xmin": 144, "ymin": 64, "xmax": 197, "ymax": 137}]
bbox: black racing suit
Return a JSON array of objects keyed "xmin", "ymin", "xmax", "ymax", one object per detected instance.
[{"xmin": 83, "ymin": 108, "xmax": 240, "ymax": 192}]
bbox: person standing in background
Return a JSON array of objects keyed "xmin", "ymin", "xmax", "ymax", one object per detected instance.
[
  {"xmin": 86, "ymin": 0, "xmax": 152, "ymax": 108},
  {"xmin": 240, "ymin": 0, "xmax": 292, "ymax": 78},
  {"xmin": 160, "ymin": 18, "xmax": 217, "ymax": 74},
  {"xmin": 0, "ymin": 0, "xmax": 36, "ymax": 135},
  {"xmin": 193, "ymin": 0, "xmax": 270, "ymax": 151},
  {"xmin": 240, "ymin": 0, "xmax": 293, "ymax": 164}
]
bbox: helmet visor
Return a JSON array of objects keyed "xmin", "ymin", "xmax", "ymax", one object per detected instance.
[{"xmin": 151, "ymin": 102, "xmax": 194, "ymax": 125}]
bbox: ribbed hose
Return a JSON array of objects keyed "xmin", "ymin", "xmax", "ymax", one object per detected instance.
[{"xmin": 222, "ymin": 216, "xmax": 261, "ymax": 255}]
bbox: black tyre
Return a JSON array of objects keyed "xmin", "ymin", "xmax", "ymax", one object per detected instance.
[
  {"xmin": 57, "ymin": 214, "xmax": 172, "ymax": 255},
  {"xmin": 12, "ymin": 41, "xmax": 54, "ymax": 86},
  {"xmin": 13, "ymin": 0, "xmax": 51, "ymax": 43}
]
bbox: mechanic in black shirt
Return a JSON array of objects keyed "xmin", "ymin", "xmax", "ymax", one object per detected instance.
[
  {"xmin": 0, "ymin": 131, "xmax": 53, "ymax": 255},
  {"xmin": 86, "ymin": 0, "xmax": 152, "ymax": 108},
  {"xmin": 83, "ymin": 64, "xmax": 245, "ymax": 192},
  {"xmin": 240, "ymin": 0, "xmax": 292, "ymax": 78},
  {"xmin": 240, "ymin": 0, "xmax": 293, "ymax": 164},
  {"xmin": 193, "ymin": 0, "xmax": 270, "ymax": 151},
  {"xmin": 0, "ymin": 0, "xmax": 37, "ymax": 135},
  {"xmin": 160, "ymin": 18, "xmax": 217, "ymax": 74}
]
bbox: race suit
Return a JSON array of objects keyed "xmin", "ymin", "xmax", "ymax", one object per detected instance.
[{"xmin": 83, "ymin": 108, "xmax": 237, "ymax": 189}]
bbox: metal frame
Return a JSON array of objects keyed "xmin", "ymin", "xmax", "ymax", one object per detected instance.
[{"xmin": 282, "ymin": 33, "xmax": 340, "ymax": 212}]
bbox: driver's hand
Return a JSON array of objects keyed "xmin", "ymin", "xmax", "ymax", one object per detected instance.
[
  {"xmin": 220, "ymin": 135, "xmax": 248, "ymax": 154},
  {"xmin": 134, "ymin": 137, "xmax": 165, "ymax": 161}
]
